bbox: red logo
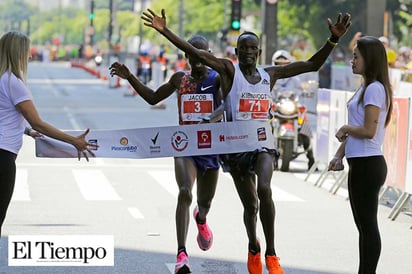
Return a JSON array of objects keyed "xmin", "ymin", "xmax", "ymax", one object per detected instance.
[{"xmin": 197, "ymin": 130, "xmax": 211, "ymax": 149}]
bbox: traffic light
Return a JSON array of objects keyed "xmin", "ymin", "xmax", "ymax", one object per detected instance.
[
  {"xmin": 89, "ymin": 0, "xmax": 95, "ymax": 25},
  {"xmin": 231, "ymin": 0, "xmax": 241, "ymax": 30}
]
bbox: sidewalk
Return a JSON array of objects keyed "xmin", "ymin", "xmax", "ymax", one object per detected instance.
[{"xmin": 283, "ymin": 167, "xmax": 412, "ymax": 274}]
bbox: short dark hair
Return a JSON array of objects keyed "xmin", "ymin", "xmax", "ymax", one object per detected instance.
[
  {"xmin": 237, "ymin": 31, "xmax": 259, "ymax": 45},
  {"xmin": 188, "ymin": 35, "xmax": 208, "ymax": 50}
]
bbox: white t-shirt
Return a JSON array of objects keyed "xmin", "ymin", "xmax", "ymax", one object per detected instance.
[
  {"xmin": 345, "ymin": 81, "xmax": 388, "ymax": 158},
  {"xmin": 0, "ymin": 72, "xmax": 32, "ymax": 154}
]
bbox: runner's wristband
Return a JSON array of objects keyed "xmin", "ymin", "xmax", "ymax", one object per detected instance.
[{"xmin": 329, "ymin": 35, "xmax": 339, "ymax": 43}]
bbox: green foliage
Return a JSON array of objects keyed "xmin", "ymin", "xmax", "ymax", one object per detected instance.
[
  {"xmin": 0, "ymin": 0, "xmax": 410, "ymax": 52},
  {"xmin": 29, "ymin": 8, "xmax": 88, "ymax": 45},
  {"xmin": 140, "ymin": 0, "xmax": 225, "ymax": 43},
  {"xmin": 0, "ymin": 0, "xmax": 37, "ymax": 32}
]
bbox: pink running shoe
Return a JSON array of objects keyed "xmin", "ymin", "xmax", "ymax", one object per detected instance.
[
  {"xmin": 174, "ymin": 251, "xmax": 191, "ymax": 274},
  {"xmin": 193, "ymin": 206, "xmax": 213, "ymax": 251}
]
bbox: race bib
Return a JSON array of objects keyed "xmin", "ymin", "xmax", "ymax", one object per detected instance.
[
  {"xmin": 181, "ymin": 93, "xmax": 214, "ymax": 121},
  {"xmin": 236, "ymin": 92, "xmax": 270, "ymax": 120}
]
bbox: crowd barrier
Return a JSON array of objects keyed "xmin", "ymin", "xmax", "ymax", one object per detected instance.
[{"xmin": 306, "ymin": 66, "xmax": 412, "ymax": 224}]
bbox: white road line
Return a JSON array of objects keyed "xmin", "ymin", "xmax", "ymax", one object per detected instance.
[
  {"xmin": 63, "ymin": 106, "xmax": 81, "ymax": 130},
  {"xmin": 165, "ymin": 263, "xmax": 175, "ymax": 273},
  {"xmin": 221, "ymin": 173, "xmax": 304, "ymax": 202},
  {"xmin": 148, "ymin": 170, "xmax": 178, "ymax": 198},
  {"xmin": 12, "ymin": 169, "xmax": 30, "ymax": 201},
  {"xmin": 28, "ymin": 79, "xmax": 105, "ymax": 84},
  {"xmin": 72, "ymin": 169, "xmax": 121, "ymax": 200},
  {"xmin": 271, "ymin": 185, "xmax": 304, "ymax": 202},
  {"xmin": 17, "ymin": 162, "xmax": 174, "ymax": 168},
  {"xmin": 127, "ymin": 207, "xmax": 144, "ymax": 219}
]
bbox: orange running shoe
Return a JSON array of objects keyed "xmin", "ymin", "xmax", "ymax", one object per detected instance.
[
  {"xmin": 247, "ymin": 251, "xmax": 262, "ymax": 274},
  {"xmin": 265, "ymin": 255, "xmax": 284, "ymax": 274}
]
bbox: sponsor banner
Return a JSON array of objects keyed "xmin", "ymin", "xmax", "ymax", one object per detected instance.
[
  {"xmin": 8, "ymin": 235, "xmax": 114, "ymax": 266},
  {"xmin": 315, "ymin": 89, "xmax": 331, "ymax": 164},
  {"xmin": 35, "ymin": 121, "xmax": 274, "ymax": 159},
  {"xmin": 383, "ymin": 97, "xmax": 409, "ymax": 191}
]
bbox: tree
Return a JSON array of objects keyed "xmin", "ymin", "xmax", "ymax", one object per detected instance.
[{"xmin": 0, "ymin": 0, "xmax": 37, "ymax": 33}]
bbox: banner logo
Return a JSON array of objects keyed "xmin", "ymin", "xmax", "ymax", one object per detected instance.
[
  {"xmin": 88, "ymin": 139, "xmax": 98, "ymax": 151},
  {"xmin": 171, "ymin": 131, "xmax": 189, "ymax": 152},
  {"xmin": 8, "ymin": 235, "xmax": 114, "ymax": 266},
  {"xmin": 112, "ymin": 137, "xmax": 137, "ymax": 152},
  {"xmin": 120, "ymin": 137, "xmax": 128, "ymax": 145},
  {"xmin": 257, "ymin": 127, "xmax": 267, "ymax": 141},
  {"xmin": 150, "ymin": 132, "xmax": 161, "ymax": 153},
  {"xmin": 151, "ymin": 132, "xmax": 159, "ymax": 145},
  {"xmin": 197, "ymin": 130, "xmax": 212, "ymax": 149}
]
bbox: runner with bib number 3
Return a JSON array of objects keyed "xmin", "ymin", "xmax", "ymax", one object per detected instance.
[{"xmin": 109, "ymin": 35, "xmax": 222, "ymax": 274}]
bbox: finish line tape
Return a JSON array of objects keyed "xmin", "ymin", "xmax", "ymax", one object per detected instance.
[{"xmin": 35, "ymin": 121, "xmax": 275, "ymax": 159}]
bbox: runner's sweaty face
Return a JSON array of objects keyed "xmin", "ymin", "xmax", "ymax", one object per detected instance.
[{"xmin": 236, "ymin": 34, "xmax": 260, "ymax": 66}]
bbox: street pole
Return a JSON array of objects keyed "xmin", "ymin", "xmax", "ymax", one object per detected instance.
[
  {"xmin": 90, "ymin": 0, "xmax": 95, "ymax": 46},
  {"xmin": 178, "ymin": 0, "xmax": 184, "ymax": 37},
  {"xmin": 138, "ymin": 0, "xmax": 146, "ymax": 54},
  {"xmin": 261, "ymin": 0, "xmax": 278, "ymax": 65},
  {"xmin": 108, "ymin": 0, "xmax": 116, "ymax": 51},
  {"xmin": 366, "ymin": 0, "xmax": 386, "ymax": 37}
]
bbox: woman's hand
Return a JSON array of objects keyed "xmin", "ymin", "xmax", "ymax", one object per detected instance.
[
  {"xmin": 327, "ymin": 13, "xmax": 351, "ymax": 38},
  {"xmin": 72, "ymin": 128, "xmax": 98, "ymax": 161},
  {"xmin": 335, "ymin": 125, "xmax": 349, "ymax": 142},
  {"xmin": 328, "ymin": 157, "xmax": 344, "ymax": 171}
]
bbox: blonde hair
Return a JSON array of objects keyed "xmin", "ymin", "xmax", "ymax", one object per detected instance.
[{"xmin": 0, "ymin": 31, "xmax": 30, "ymax": 82}]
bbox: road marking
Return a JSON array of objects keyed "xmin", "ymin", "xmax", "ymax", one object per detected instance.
[
  {"xmin": 28, "ymin": 79, "xmax": 105, "ymax": 85},
  {"xmin": 17, "ymin": 162, "xmax": 174, "ymax": 168},
  {"xmin": 12, "ymin": 169, "xmax": 30, "ymax": 201},
  {"xmin": 271, "ymin": 185, "xmax": 304, "ymax": 202},
  {"xmin": 221, "ymin": 173, "xmax": 304, "ymax": 202},
  {"xmin": 72, "ymin": 169, "xmax": 121, "ymax": 200},
  {"xmin": 165, "ymin": 263, "xmax": 175, "ymax": 273},
  {"xmin": 148, "ymin": 170, "xmax": 178, "ymax": 198},
  {"xmin": 63, "ymin": 106, "xmax": 81, "ymax": 130},
  {"xmin": 127, "ymin": 207, "xmax": 144, "ymax": 219}
]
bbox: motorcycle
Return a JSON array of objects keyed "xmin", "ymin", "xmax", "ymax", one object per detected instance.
[{"xmin": 271, "ymin": 90, "xmax": 313, "ymax": 172}]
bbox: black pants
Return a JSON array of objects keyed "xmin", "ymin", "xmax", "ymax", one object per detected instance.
[
  {"xmin": 347, "ymin": 156, "xmax": 387, "ymax": 274},
  {"xmin": 0, "ymin": 149, "xmax": 17, "ymax": 238},
  {"xmin": 298, "ymin": 133, "xmax": 315, "ymax": 169}
]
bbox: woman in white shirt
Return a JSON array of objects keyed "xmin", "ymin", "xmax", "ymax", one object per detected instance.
[
  {"xmin": 328, "ymin": 36, "xmax": 393, "ymax": 274},
  {"xmin": 0, "ymin": 31, "xmax": 97, "ymax": 238}
]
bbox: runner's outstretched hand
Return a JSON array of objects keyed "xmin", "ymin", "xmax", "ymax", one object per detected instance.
[
  {"xmin": 141, "ymin": 9, "xmax": 167, "ymax": 33},
  {"xmin": 327, "ymin": 13, "xmax": 351, "ymax": 38}
]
